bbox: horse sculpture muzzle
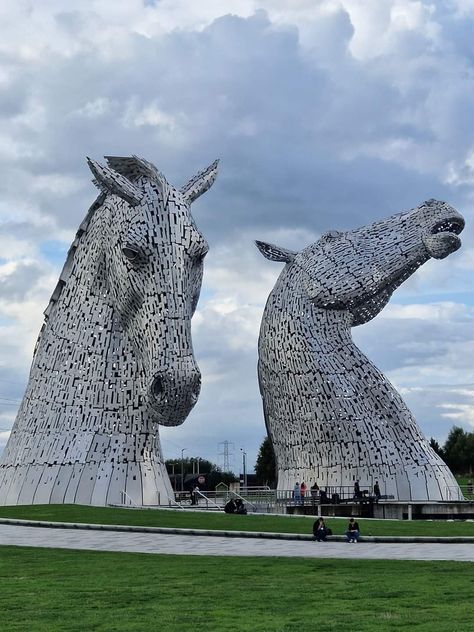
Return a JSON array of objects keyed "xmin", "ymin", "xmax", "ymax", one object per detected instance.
[
  {"xmin": 423, "ymin": 215, "xmax": 465, "ymax": 259},
  {"xmin": 148, "ymin": 363, "xmax": 201, "ymax": 426}
]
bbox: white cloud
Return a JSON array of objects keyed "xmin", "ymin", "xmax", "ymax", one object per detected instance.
[
  {"xmin": 438, "ymin": 402, "xmax": 474, "ymax": 425},
  {"xmin": 72, "ymin": 97, "xmax": 114, "ymax": 119},
  {"xmin": 0, "ymin": 0, "xmax": 474, "ymax": 469},
  {"xmin": 381, "ymin": 301, "xmax": 471, "ymax": 321}
]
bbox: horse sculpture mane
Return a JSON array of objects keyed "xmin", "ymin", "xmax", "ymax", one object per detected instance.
[
  {"xmin": 257, "ymin": 199, "xmax": 465, "ymax": 501},
  {"xmin": 0, "ymin": 155, "xmax": 218, "ymax": 507}
]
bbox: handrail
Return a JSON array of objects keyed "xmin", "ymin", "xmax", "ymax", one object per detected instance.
[
  {"xmin": 445, "ymin": 486, "xmax": 468, "ymax": 501},
  {"xmin": 238, "ymin": 485, "xmax": 271, "ymax": 491},
  {"xmin": 168, "ymin": 495, "xmax": 186, "ymax": 509},
  {"xmin": 120, "ymin": 490, "xmax": 137, "ymax": 507},
  {"xmin": 230, "ymin": 490, "xmax": 257, "ymax": 510},
  {"xmin": 196, "ymin": 489, "xmax": 222, "ymax": 510}
]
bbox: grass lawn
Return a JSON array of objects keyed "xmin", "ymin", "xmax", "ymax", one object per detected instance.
[
  {"xmin": 0, "ymin": 504, "xmax": 474, "ymax": 536},
  {"xmin": 0, "ymin": 546, "xmax": 473, "ymax": 632}
]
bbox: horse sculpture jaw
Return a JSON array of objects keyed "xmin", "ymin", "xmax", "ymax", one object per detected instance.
[{"xmin": 423, "ymin": 216, "xmax": 464, "ymax": 259}]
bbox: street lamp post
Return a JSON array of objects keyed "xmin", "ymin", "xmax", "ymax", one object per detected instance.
[
  {"xmin": 240, "ymin": 448, "xmax": 247, "ymax": 491},
  {"xmin": 181, "ymin": 448, "xmax": 187, "ymax": 492}
]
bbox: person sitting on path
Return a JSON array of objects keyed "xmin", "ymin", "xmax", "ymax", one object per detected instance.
[
  {"xmin": 313, "ymin": 517, "xmax": 329, "ymax": 542},
  {"xmin": 345, "ymin": 517, "xmax": 360, "ymax": 543},
  {"xmin": 235, "ymin": 498, "xmax": 247, "ymax": 515},
  {"xmin": 224, "ymin": 498, "xmax": 236, "ymax": 514}
]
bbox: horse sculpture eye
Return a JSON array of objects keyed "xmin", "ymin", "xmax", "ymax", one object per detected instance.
[
  {"xmin": 323, "ymin": 230, "xmax": 342, "ymax": 241},
  {"xmin": 122, "ymin": 246, "xmax": 139, "ymax": 262}
]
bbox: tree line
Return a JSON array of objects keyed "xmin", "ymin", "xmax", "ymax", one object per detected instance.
[{"xmin": 430, "ymin": 426, "xmax": 474, "ymax": 475}]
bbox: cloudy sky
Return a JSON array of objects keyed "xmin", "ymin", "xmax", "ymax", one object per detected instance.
[{"xmin": 0, "ymin": 0, "xmax": 473, "ymax": 474}]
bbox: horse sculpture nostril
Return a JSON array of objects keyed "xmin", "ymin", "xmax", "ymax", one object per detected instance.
[{"xmin": 151, "ymin": 376, "xmax": 164, "ymax": 398}]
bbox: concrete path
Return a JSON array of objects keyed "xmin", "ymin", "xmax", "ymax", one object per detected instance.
[{"xmin": 0, "ymin": 524, "xmax": 473, "ymax": 561}]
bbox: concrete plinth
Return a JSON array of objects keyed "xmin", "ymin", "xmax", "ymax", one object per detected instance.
[{"xmin": 287, "ymin": 501, "xmax": 474, "ymax": 520}]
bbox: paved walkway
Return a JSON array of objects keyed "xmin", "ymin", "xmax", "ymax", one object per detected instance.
[{"xmin": 0, "ymin": 524, "xmax": 473, "ymax": 561}]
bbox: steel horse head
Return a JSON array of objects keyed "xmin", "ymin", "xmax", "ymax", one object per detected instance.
[{"xmin": 0, "ymin": 155, "xmax": 218, "ymax": 507}]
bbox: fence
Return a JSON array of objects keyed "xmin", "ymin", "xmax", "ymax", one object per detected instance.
[
  {"xmin": 170, "ymin": 486, "xmax": 370, "ymax": 512},
  {"xmin": 119, "ymin": 483, "xmax": 474, "ymax": 509}
]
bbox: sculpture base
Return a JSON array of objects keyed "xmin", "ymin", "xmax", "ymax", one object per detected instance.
[
  {"xmin": 287, "ymin": 500, "xmax": 474, "ymax": 521},
  {"xmin": 0, "ymin": 460, "xmax": 173, "ymax": 507}
]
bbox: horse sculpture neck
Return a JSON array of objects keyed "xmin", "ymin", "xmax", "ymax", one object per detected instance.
[
  {"xmin": 1, "ymin": 203, "xmax": 165, "ymax": 507},
  {"xmin": 33, "ymin": 212, "xmax": 144, "ymax": 417}
]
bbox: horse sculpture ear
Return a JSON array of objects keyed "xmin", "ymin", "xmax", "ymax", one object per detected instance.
[
  {"xmin": 255, "ymin": 240, "xmax": 297, "ymax": 263},
  {"xmin": 87, "ymin": 158, "xmax": 144, "ymax": 207},
  {"xmin": 180, "ymin": 159, "xmax": 219, "ymax": 204}
]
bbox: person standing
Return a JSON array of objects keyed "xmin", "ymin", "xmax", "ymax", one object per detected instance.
[
  {"xmin": 310, "ymin": 481, "xmax": 320, "ymax": 503},
  {"xmin": 293, "ymin": 482, "xmax": 301, "ymax": 505},
  {"xmin": 353, "ymin": 480, "xmax": 361, "ymax": 499},
  {"xmin": 300, "ymin": 481, "xmax": 307, "ymax": 505},
  {"xmin": 191, "ymin": 485, "xmax": 200, "ymax": 505},
  {"xmin": 345, "ymin": 517, "xmax": 360, "ymax": 542},
  {"xmin": 373, "ymin": 481, "xmax": 381, "ymax": 503}
]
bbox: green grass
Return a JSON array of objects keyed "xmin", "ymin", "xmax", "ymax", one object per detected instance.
[
  {"xmin": 0, "ymin": 504, "xmax": 474, "ymax": 536},
  {"xmin": 0, "ymin": 546, "xmax": 473, "ymax": 631}
]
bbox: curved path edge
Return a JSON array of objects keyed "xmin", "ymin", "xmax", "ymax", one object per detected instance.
[{"xmin": 0, "ymin": 517, "xmax": 473, "ymax": 544}]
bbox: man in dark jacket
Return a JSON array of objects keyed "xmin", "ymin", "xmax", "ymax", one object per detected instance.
[{"xmin": 345, "ymin": 517, "xmax": 360, "ymax": 542}]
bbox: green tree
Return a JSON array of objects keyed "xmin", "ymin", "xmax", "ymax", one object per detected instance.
[
  {"xmin": 255, "ymin": 436, "xmax": 276, "ymax": 488},
  {"xmin": 429, "ymin": 437, "xmax": 443, "ymax": 458},
  {"xmin": 442, "ymin": 426, "xmax": 473, "ymax": 474}
]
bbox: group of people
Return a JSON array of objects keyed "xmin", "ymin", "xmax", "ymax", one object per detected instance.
[
  {"xmin": 353, "ymin": 480, "xmax": 381, "ymax": 502},
  {"xmin": 224, "ymin": 498, "xmax": 247, "ymax": 514},
  {"xmin": 294, "ymin": 480, "xmax": 382, "ymax": 506},
  {"xmin": 293, "ymin": 481, "xmax": 325, "ymax": 504},
  {"xmin": 313, "ymin": 517, "xmax": 360, "ymax": 543},
  {"xmin": 292, "ymin": 481, "xmax": 307, "ymax": 504}
]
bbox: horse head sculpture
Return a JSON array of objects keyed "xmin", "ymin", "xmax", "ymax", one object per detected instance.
[
  {"xmin": 256, "ymin": 199, "xmax": 464, "ymax": 501},
  {"xmin": 87, "ymin": 156, "xmax": 217, "ymax": 426},
  {"xmin": 0, "ymin": 155, "xmax": 218, "ymax": 507}
]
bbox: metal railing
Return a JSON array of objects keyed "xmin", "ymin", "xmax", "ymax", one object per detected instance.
[
  {"xmin": 167, "ymin": 495, "xmax": 186, "ymax": 509},
  {"xmin": 229, "ymin": 489, "xmax": 257, "ymax": 510},
  {"xmin": 276, "ymin": 486, "xmax": 371, "ymax": 506},
  {"xmin": 195, "ymin": 489, "xmax": 222, "ymax": 510},
  {"xmin": 460, "ymin": 485, "xmax": 474, "ymax": 501},
  {"xmin": 119, "ymin": 490, "xmax": 137, "ymax": 507},
  {"xmin": 446, "ymin": 486, "xmax": 472, "ymax": 501}
]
